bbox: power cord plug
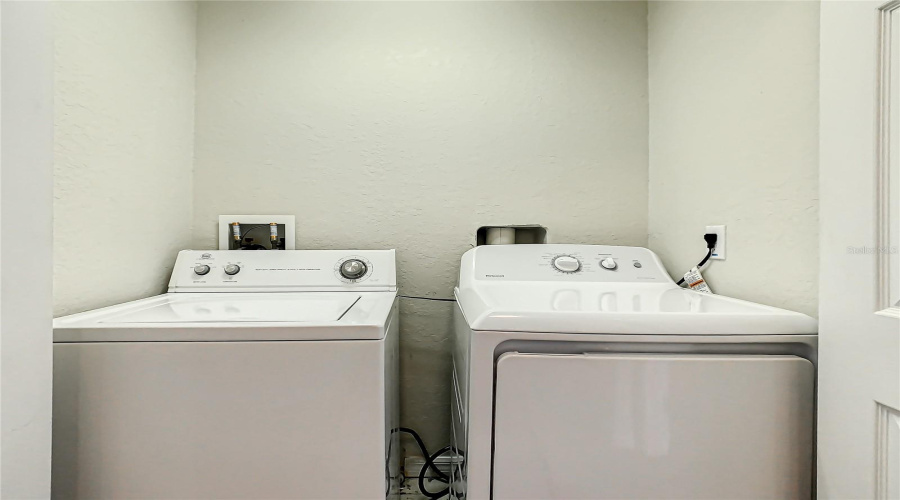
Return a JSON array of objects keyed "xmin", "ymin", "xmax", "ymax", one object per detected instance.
[
  {"xmin": 704, "ymin": 233, "xmax": 718, "ymax": 250},
  {"xmin": 676, "ymin": 233, "xmax": 718, "ymax": 285}
]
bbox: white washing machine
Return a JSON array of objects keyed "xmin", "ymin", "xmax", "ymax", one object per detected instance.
[
  {"xmin": 52, "ymin": 249, "xmax": 400, "ymax": 500},
  {"xmin": 451, "ymin": 244, "xmax": 817, "ymax": 500}
]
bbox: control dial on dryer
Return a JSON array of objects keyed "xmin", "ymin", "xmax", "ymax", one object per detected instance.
[
  {"xmin": 600, "ymin": 257, "xmax": 618, "ymax": 270},
  {"xmin": 340, "ymin": 259, "xmax": 368, "ymax": 280},
  {"xmin": 552, "ymin": 255, "xmax": 581, "ymax": 273}
]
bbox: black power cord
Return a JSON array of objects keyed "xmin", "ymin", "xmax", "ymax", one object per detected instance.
[
  {"xmin": 676, "ymin": 233, "xmax": 718, "ymax": 285},
  {"xmin": 418, "ymin": 444, "xmax": 465, "ymax": 500},
  {"xmin": 393, "ymin": 427, "xmax": 452, "ymax": 499},
  {"xmin": 419, "ymin": 446, "xmax": 451, "ymax": 500}
]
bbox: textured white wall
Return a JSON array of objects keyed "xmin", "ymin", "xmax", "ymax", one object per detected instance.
[
  {"xmin": 53, "ymin": 1, "xmax": 197, "ymax": 316},
  {"xmin": 193, "ymin": 1, "xmax": 649, "ymax": 449},
  {"xmin": 1, "ymin": 3, "xmax": 54, "ymax": 497},
  {"xmin": 648, "ymin": 1, "xmax": 819, "ymax": 317}
]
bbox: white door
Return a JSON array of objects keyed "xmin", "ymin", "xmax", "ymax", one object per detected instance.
[{"xmin": 818, "ymin": 1, "xmax": 900, "ymax": 499}]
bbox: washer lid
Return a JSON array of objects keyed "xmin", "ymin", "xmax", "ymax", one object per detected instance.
[
  {"xmin": 53, "ymin": 292, "xmax": 396, "ymax": 342},
  {"xmin": 100, "ymin": 294, "xmax": 360, "ymax": 324}
]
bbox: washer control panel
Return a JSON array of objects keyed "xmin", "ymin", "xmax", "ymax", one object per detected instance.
[
  {"xmin": 169, "ymin": 250, "xmax": 396, "ymax": 291},
  {"xmin": 468, "ymin": 245, "xmax": 671, "ymax": 283}
]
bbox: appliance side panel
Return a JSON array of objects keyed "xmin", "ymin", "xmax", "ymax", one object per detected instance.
[
  {"xmin": 450, "ymin": 305, "xmax": 472, "ymax": 497},
  {"xmin": 492, "ymin": 353, "xmax": 814, "ymax": 500},
  {"xmin": 52, "ymin": 340, "xmax": 386, "ymax": 499},
  {"xmin": 464, "ymin": 328, "xmax": 505, "ymax": 499},
  {"xmin": 385, "ymin": 301, "xmax": 401, "ymax": 499}
]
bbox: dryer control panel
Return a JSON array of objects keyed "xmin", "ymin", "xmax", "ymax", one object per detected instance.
[
  {"xmin": 168, "ymin": 249, "xmax": 397, "ymax": 292},
  {"xmin": 463, "ymin": 244, "xmax": 673, "ymax": 283}
]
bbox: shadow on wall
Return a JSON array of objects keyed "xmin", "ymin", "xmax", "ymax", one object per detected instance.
[{"xmin": 399, "ymin": 297, "xmax": 456, "ymax": 456}]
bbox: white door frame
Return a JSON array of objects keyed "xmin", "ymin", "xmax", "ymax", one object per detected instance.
[{"xmin": 0, "ymin": 2, "xmax": 55, "ymax": 497}]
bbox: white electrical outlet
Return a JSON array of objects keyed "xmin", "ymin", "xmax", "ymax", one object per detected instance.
[{"xmin": 706, "ymin": 225, "xmax": 726, "ymax": 260}]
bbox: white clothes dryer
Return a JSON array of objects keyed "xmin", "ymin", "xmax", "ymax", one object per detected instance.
[
  {"xmin": 451, "ymin": 244, "xmax": 817, "ymax": 500},
  {"xmin": 53, "ymin": 250, "xmax": 400, "ymax": 499}
]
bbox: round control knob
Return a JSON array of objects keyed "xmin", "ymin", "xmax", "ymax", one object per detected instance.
[
  {"xmin": 193, "ymin": 264, "xmax": 211, "ymax": 276},
  {"xmin": 600, "ymin": 257, "xmax": 617, "ymax": 270},
  {"xmin": 224, "ymin": 264, "xmax": 241, "ymax": 276},
  {"xmin": 552, "ymin": 255, "xmax": 581, "ymax": 273},
  {"xmin": 340, "ymin": 259, "xmax": 368, "ymax": 280}
]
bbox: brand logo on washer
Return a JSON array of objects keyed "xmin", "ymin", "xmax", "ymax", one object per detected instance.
[{"xmin": 200, "ymin": 253, "xmax": 212, "ymax": 260}]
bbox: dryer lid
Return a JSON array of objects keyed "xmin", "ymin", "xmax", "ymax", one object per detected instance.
[{"xmin": 455, "ymin": 245, "xmax": 817, "ymax": 336}]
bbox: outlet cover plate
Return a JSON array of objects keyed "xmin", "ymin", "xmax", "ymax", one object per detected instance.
[{"xmin": 706, "ymin": 225, "xmax": 726, "ymax": 260}]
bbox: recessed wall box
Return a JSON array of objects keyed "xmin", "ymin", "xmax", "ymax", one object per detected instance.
[
  {"xmin": 476, "ymin": 225, "xmax": 548, "ymax": 246},
  {"xmin": 218, "ymin": 215, "xmax": 296, "ymax": 250}
]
